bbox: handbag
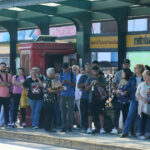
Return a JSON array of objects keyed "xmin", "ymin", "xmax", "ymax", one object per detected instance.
[
  {"xmin": 143, "ymin": 103, "xmax": 150, "ymax": 116},
  {"xmin": 94, "ymin": 85, "xmax": 108, "ymax": 102},
  {"xmin": 20, "ymin": 90, "xmax": 29, "ymax": 108},
  {"xmin": 52, "ymin": 80, "xmax": 62, "ymax": 90},
  {"xmin": 98, "ymin": 86, "xmax": 109, "ymax": 101}
]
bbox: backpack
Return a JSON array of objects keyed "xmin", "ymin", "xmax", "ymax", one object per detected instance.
[
  {"xmin": 60, "ymin": 71, "xmax": 75, "ymax": 91},
  {"xmin": 60, "ymin": 71, "xmax": 74, "ymax": 83},
  {"xmin": 0, "ymin": 73, "xmax": 8, "ymax": 82},
  {"xmin": 16, "ymin": 75, "xmax": 26, "ymax": 81},
  {"xmin": 0, "ymin": 73, "xmax": 12, "ymax": 97}
]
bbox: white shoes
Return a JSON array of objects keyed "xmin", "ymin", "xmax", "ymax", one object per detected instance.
[
  {"xmin": 110, "ymin": 128, "xmax": 118, "ymax": 134},
  {"xmin": 87, "ymin": 128, "xmax": 106, "ymax": 134},
  {"xmin": 138, "ymin": 135, "xmax": 149, "ymax": 140},
  {"xmin": 136, "ymin": 133, "xmax": 141, "ymax": 137},
  {"xmin": 22, "ymin": 123, "xmax": 26, "ymax": 128},
  {"xmin": 87, "ymin": 128, "xmax": 92, "ymax": 134},
  {"xmin": 100, "ymin": 128, "xmax": 106, "ymax": 134},
  {"xmin": 33, "ymin": 126, "xmax": 39, "ymax": 129}
]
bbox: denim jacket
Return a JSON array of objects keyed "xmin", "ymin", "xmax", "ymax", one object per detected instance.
[
  {"xmin": 118, "ymin": 84, "xmax": 130, "ymax": 104},
  {"xmin": 124, "ymin": 74, "xmax": 143, "ymax": 102}
]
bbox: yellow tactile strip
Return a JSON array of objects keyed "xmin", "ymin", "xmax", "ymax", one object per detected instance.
[{"xmin": 0, "ymin": 130, "xmax": 142, "ymax": 150}]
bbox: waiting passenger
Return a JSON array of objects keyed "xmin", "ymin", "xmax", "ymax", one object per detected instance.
[
  {"xmin": 0, "ymin": 62, "xmax": 12, "ymax": 128},
  {"xmin": 78, "ymin": 63, "xmax": 91, "ymax": 132},
  {"xmin": 136, "ymin": 70, "xmax": 150, "ymax": 140},
  {"xmin": 111, "ymin": 68, "xmax": 132, "ymax": 134},
  {"xmin": 43, "ymin": 68, "xmax": 63, "ymax": 132},
  {"xmin": 59, "ymin": 63, "xmax": 76, "ymax": 132},
  {"xmin": 86, "ymin": 65, "xmax": 107, "ymax": 134},
  {"xmin": 12, "ymin": 67, "xmax": 26, "ymax": 128},
  {"xmin": 121, "ymin": 64, "xmax": 145, "ymax": 138},
  {"xmin": 23, "ymin": 68, "xmax": 44, "ymax": 129},
  {"xmin": 72, "ymin": 65, "xmax": 82, "ymax": 128}
]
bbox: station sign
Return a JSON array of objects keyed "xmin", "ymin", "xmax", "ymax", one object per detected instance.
[
  {"xmin": 127, "ymin": 34, "xmax": 150, "ymax": 48},
  {"xmin": 90, "ymin": 36, "xmax": 118, "ymax": 49},
  {"xmin": 90, "ymin": 33, "xmax": 150, "ymax": 49}
]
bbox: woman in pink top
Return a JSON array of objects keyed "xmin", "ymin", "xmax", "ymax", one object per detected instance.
[{"xmin": 12, "ymin": 68, "xmax": 26, "ymax": 127}]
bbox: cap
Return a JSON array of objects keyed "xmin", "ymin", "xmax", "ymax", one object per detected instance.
[
  {"xmin": 123, "ymin": 59, "xmax": 130, "ymax": 64},
  {"xmin": 92, "ymin": 65, "xmax": 99, "ymax": 70},
  {"xmin": 62, "ymin": 63, "xmax": 69, "ymax": 69}
]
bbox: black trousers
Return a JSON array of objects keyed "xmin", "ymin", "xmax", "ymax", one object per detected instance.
[
  {"xmin": 13, "ymin": 94, "xmax": 26, "ymax": 123},
  {"xmin": 141, "ymin": 112, "xmax": 148, "ymax": 135},
  {"xmin": 80, "ymin": 98, "xmax": 88, "ymax": 129},
  {"xmin": 0, "ymin": 97, "xmax": 10, "ymax": 124},
  {"xmin": 113, "ymin": 102, "xmax": 129, "ymax": 128},
  {"xmin": 44, "ymin": 101, "xmax": 54, "ymax": 131}
]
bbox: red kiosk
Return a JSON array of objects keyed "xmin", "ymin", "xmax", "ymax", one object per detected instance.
[
  {"xmin": 18, "ymin": 36, "xmax": 77, "ymax": 127},
  {"xmin": 19, "ymin": 36, "xmax": 76, "ymax": 75}
]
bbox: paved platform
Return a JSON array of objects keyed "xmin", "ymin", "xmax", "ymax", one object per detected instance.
[{"xmin": 0, "ymin": 128, "xmax": 149, "ymax": 150}]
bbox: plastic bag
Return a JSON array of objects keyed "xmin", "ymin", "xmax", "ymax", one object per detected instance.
[
  {"xmin": 20, "ymin": 90, "xmax": 29, "ymax": 108},
  {"xmin": 143, "ymin": 103, "xmax": 150, "ymax": 116}
]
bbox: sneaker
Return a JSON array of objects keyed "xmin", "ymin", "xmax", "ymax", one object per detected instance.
[
  {"xmin": 110, "ymin": 128, "xmax": 118, "ymax": 134},
  {"xmin": 11, "ymin": 123, "xmax": 17, "ymax": 128},
  {"xmin": 33, "ymin": 126, "xmax": 39, "ymax": 129},
  {"xmin": 3, "ymin": 124, "xmax": 11, "ymax": 129},
  {"xmin": 22, "ymin": 123, "xmax": 26, "ymax": 128},
  {"xmin": 100, "ymin": 128, "xmax": 106, "ymax": 134},
  {"xmin": 138, "ymin": 135, "xmax": 149, "ymax": 140},
  {"xmin": 120, "ymin": 134, "xmax": 128, "ymax": 138},
  {"xmin": 0, "ymin": 124, "xmax": 4, "ymax": 127},
  {"xmin": 136, "ymin": 133, "xmax": 141, "ymax": 137},
  {"xmin": 87, "ymin": 128, "xmax": 92, "ymax": 134}
]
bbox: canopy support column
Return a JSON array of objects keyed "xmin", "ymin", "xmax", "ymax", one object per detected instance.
[
  {"xmin": 2, "ymin": 22, "xmax": 18, "ymax": 75},
  {"xmin": 102, "ymin": 7, "xmax": 128, "ymax": 70},
  {"xmin": 38, "ymin": 23, "xmax": 49, "ymax": 35},
  {"xmin": 72, "ymin": 13, "xmax": 92, "ymax": 67}
]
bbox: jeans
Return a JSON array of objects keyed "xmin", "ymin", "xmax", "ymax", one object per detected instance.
[
  {"xmin": 44, "ymin": 101, "xmax": 54, "ymax": 131},
  {"xmin": 13, "ymin": 94, "xmax": 26, "ymax": 123},
  {"xmin": 123, "ymin": 101, "xmax": 139, "ymax": 134},
  {"xmin": 0, "ymin": 106, "xmax": 5, "ymax": 125},
  {"xmin": 80, "ymin": 99, "xmax": 88, "ymax": 129},
  {"xmin": 0, "ymin": 97, "xmax": 10, "ymax": 125},
  {"xmin": 29, "ymin": 99, "xmax": 43, "ymax": 127},
  {"xmin": 54, "ymin": 101, "xmax": 61, "ymax": 127},
  {"xmin": 60, "ymin": 96, "xmax": 74, "ymax": 129}
]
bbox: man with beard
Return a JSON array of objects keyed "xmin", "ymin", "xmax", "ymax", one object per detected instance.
[{"xmin": 0, "ymin": 62, "xmax": 12, "ymax": 127}]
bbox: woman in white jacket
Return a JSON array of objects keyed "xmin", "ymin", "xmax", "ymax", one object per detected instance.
[{"xmin": 136, "ymin": 70, "xmax": 150, "ymax": 140}]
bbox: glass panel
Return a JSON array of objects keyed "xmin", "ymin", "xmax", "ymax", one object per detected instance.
[
  {"xmin": 128, "ymin": 18, "xmax": 148, "ymax": 32},
  {"xmin": 18, "ymin": 29, "xmax": 40, "ymax": 40},
  {"xmin": 0, "ymin": 32, "xmax": 10, "ymax": 42},
  {"xmin": 92, "ymin": 22, "xmax": 101, "ymax": 34},
  {"xmin": 49, "ymin": 25, "xmax": 76, "ymax": 37},
  {"xmin": 127, "ymin": 51, "xmax": 150, "ymax": 71}
]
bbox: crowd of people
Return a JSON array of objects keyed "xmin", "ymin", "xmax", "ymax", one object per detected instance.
[{"xmin": 0, "ymin": 59, "xmax": 150, "ymax": 140}]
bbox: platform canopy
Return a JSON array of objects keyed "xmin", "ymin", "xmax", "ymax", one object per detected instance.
[{"xmin": 0, "ymin": 0, "xmax": 150, "ymax": 31}]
